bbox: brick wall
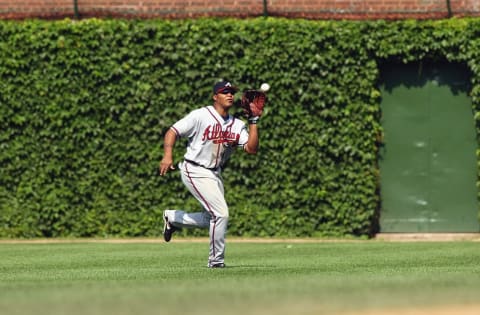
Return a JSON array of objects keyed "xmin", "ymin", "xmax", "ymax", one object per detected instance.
[{"xmin": 0, "ymin": 0, "xmax": 479, "ymax": 20}]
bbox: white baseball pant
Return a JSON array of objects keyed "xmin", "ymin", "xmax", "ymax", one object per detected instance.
[{"xmin": 164, "ymin": 161, "xmax": 228, "ymax": 266}]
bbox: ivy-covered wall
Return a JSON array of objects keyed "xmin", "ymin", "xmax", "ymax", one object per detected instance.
[{"xmin": 1, "ymin": 18, "xmax": 479, "ymax": 238}]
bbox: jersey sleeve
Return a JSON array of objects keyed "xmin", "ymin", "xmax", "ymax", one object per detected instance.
[{"xmin": 171, "ymin": 110, "xmax": 199, "ymax": 138}]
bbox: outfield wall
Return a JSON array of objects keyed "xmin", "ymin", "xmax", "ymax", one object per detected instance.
[
  {"xmin": 1, "ymin": 18, "xmax": 480, "ymax": 238},
  {"xmin": 0, "ymin": 0, "xmax": 479, "ymax": 20}
]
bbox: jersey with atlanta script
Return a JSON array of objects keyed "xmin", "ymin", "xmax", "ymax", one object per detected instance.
[{"xmin": 170, "ymin": 106, "xmax": 249, "ymax": 169}]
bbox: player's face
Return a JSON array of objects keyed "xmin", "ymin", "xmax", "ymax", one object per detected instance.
[{"xmin": 214, "ymin": 90, "xmax": 235, "ymax": 108}]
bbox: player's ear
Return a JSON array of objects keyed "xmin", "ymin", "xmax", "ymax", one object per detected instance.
[{"xmin": 212, "ymin": 94, "xmax": 217, "ymax": 102}]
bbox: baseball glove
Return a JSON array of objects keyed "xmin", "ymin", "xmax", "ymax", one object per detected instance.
[{"xmin": 240, "ymin": 90, "xmax": 267, "ymax": 119}]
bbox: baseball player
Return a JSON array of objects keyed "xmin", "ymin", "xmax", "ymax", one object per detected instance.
[{"xmin": 159, "ymin": 81, "xmax": 264, "ymax": 268}]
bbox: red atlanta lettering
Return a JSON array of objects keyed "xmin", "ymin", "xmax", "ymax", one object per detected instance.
[{"xmin": 202, "ymin": 124, "xmax": 238, "ymax": 144}]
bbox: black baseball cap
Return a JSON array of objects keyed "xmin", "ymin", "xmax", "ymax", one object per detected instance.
[{"xmin": 213, "ymin": 81, "xmax": 238, "ymax": 94}]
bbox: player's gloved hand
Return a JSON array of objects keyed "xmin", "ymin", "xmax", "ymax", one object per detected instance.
[{"xmin": 240, "ymin": 90, "xmax": 267, "ymax": 124}]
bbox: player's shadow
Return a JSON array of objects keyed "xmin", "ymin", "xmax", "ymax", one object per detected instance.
[{"xmin": 219, "ymin": 264, "xmax": 276, "ymax": 269}]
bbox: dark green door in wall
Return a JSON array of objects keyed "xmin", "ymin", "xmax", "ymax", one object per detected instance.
[{"xmin": 379, "ymin": 61, "xmax": 479, "ymax": 232}]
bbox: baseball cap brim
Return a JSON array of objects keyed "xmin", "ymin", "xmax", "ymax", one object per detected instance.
[{"xmin": 216, "ymin": 86, "xmax": 238, "ymax": 94}]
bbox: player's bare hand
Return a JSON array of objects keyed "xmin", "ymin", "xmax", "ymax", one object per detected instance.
[{"xmin": 159, "ymin": 158, "xmax": 175, "ymax": 176}]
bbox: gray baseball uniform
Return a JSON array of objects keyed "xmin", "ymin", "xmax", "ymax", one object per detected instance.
[{"xmin": 164, "ymin": 105, "xmax": 249, "ymax": 267}]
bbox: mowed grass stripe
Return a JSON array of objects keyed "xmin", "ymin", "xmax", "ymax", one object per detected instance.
[{"xmin": 1, "ymin": 241, "xmax": 479, "ymax": 315}]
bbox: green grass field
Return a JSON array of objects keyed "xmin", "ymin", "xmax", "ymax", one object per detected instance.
[{"xmin": 1, "ymin": 240, "xmax": 480, "ymax": 315}]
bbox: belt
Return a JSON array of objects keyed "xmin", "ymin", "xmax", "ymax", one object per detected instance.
[{"xmin": 185, "ymin": 159, "xmax": 219, "ymax": 171}]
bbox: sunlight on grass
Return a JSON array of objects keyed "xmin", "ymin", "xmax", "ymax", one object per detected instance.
[{"xmin": 1, "ymin": 241, "xmax": 480, "ymax": 315}]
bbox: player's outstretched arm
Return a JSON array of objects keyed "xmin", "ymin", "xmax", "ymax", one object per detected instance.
[
  {"xmin": 241, "ymin": 86, "xmax": 267, "ymax": 155},
  {"xmin": 244, "ymin": 123, "xmax": 259, "ymax": 154},
  {"xmin": 159, "ymin": 128, "xmax": 177, "ymax": 175}
]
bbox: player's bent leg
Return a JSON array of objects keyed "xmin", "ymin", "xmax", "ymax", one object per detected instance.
[
  {"xmin": 165, "ymin": 209, "xmax": 210, "ymax": 229},
  {"xmin": 180, "ymin": 163, "xmax": 230, "ymax": 266}
]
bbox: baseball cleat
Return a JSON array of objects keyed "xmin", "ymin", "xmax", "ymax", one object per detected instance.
[{"xmin": 163, "ymin": 211, "xmax": 178, "ymax": 242}]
